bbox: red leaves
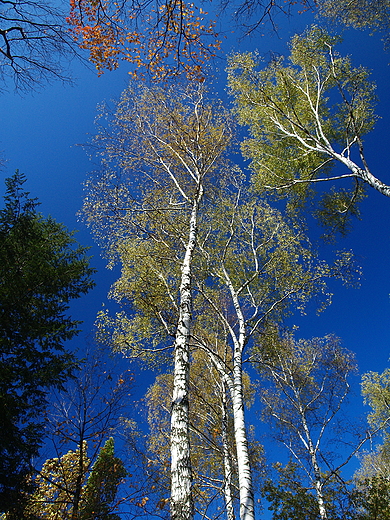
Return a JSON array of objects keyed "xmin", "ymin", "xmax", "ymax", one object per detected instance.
[{"xmin": 67, "ymin": 0, "xmax": 221, "ymax": 80}]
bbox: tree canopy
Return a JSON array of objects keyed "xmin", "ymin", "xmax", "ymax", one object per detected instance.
[
  {"xmin": 228, "ymin": 25, "xmax": 388, "ymax": 237},
  {"xmin": 0, "ymin": 172, "xmax": 95, "ymax": 513},
  {"xmin": 0, "ymin": 0, "xmax": 84, "ymax": 91}
]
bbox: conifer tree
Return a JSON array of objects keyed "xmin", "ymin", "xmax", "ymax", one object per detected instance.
[{"xmin": 0, "ymin": 172, "xmax": 94, "ymax": 513}]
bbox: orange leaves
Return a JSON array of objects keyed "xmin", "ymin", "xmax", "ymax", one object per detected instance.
[
  {"xmin": 137, "ymin": 496, "xmax": 149, "ymax": 507},
  {"xmin": 156, "ymin": 497, "xmax": 170, "ymax": 509},
  {"xmin": 67, "ymin": 0, "xmax": 221, "ymax": 80},
  {"xmin": 67, "ymin": 0, "xmax": 125, "ymax": 73}
]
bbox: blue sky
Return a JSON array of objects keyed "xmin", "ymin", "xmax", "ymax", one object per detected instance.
[
  {"xmin": 2, "ymin": 15, "xmax": 389, "ymax": 369},
  {"xmin": 1, "ymin": 5, "xmax": 390, "ymax": 498}
]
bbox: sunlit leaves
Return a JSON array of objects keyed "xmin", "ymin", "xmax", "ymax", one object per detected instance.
[
  {"xmin": 18, "ymin": 439, "xmax": 125, "ymax": 520},
  {"xmin": 228, "ymin": 25, "xmax": 380, "ymax": 235},
  {"xmin": 22, "ymin": 442, "xmax": 90, "ymax": 519},
  {"xmin": 67, "ymin": 0, "xmax": 221, "ymax": 80},
  {"xmin": 362, "ymin": 368, "xmax": 390, "ymax": 432},
  {"xmin": 318, "ymin": 0, "xmax": 390, "ymax": 49},
  {"xmin": 83, "ymin": 84, "xmax": 235, "ymax": 360}
]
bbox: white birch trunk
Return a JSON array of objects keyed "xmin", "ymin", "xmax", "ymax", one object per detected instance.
[
  {"xmin": 170, "ymin": 195, "xmax": 201, "ymax": 520},
  {"xmin": 232, "ymin": 360, "xmax": 255, "ymax": 520},
  {"xmin": 301, "ymin": 417, "xmax": 328, "ymax": 520},
  {"xmin": 204, "ymin": 348, "xmax": 252, "ymax": 520},
  {"xmin": 219, "ymin": 266, "xmax": 256, "ymax": 520},
  {"xmin": 221, "ymin": 380, "xmax": 235, "ymax": 520},
  {"xmin": 291, "ymin": 386, "xmax": 328, "ymax": 520}
]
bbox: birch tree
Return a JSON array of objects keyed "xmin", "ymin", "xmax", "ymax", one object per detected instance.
[
  {"xmin": 145, "ymin": 348, "xmax": 263, "ymax": 520},
  {"xmin": 228, "ymin": 26, "xmax": 387, "ymax": 236},
  {"xmin": 97, "ymin": 184, "xmax": 355, "ymax": 520},
  {"xmin": 189, "ymin": 190, "xmax": 355, "ymax": 520},
  {"xmin": 83, "ymin": 83, "xmax": 234, "ymax": 520},
  {"xmin": 255, "ymin": 334, "xmax": 359, "ymax": 520}
]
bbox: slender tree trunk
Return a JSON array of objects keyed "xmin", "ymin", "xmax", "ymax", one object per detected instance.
[
  {"xmin": 220, "ymin": 266, "xmax": 255, "ymax": 520},
  {"xmin": 171, "ymin": 195, "xmax": 201, "ymax": 520},
  {"xmin": 232, "ymin": 359, "xmax": 255, "ymax": 520},
  {"xmin": 299, "ymin": 406, "xmax": 328, "ymax": 520},
  {"xmin": 70, "ymin": 440, "xmax": 86, "ymax": 520},
  {"xmin": 221, "ymin": 379, "xmax": 235, "ymax": 520},
  {"xmin": 206, "ymin": 351, "xmax": 253, "ymax": 520},
  {"xmin": 308, "ymin": 444, "xmax": 328, "ymax": 520}
]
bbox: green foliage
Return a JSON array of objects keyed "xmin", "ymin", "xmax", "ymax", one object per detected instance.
[
  {"xmin": 84, "ymin": 84, "xmax": 236, "ymax": 361},
  {"xmin": 79, "ymin": 438, "xmax": 127, "ymax": 520},
  {"xmin": 0, "ymin": 172, "xmax": 95, "ymax": 512},
  {"xmin": 83, "ymin": 83, "xmax": 234, "ymax": 259},
  {"xmin": 361, "ymin": 368, "xmax": 390, "ymax": 433},
  {"xmin": 352, "ymin": 368, "xmax": 390, "ymax": 517},
  {"xmin": 354, "ymin": 475, "xmax": 390, "ymax": 519},
  {"xmin": 262, "ymin": 463, "xmax": 324, "ymax": 520},
  {"xmin": 14, "ymin": 438, "xmax": 125, "ymax": 520},
  {"xmin": 228, "ymin": 25, "xmax": 377, "ymax": 236},
  {"xmin": 96, "ymin": 182, "xmax": 357, "ymax": 365},
  {"xmin": 318, "ymin": 0, "xmax": 390, "ymax": 49},
  {"xmin": 263, "ymin": 461, "xmax": 356, "ymax": 520}
]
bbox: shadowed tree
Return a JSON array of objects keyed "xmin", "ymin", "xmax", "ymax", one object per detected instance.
[
  {"xmin": 0, "ymin": 0, "xmax": 84, "ymax": 91},
  {"xmin": 350, "ymin": 366, "xmax": 390, "ymax": 518},
  {"xmin": 0, "ymin": 171, "xmax": 94, "ymax": 514},
  {"xmin": 353, "ymin": 443, "xmax": 390, "ymax": 520},
  {"xmin": 45, "ymin": 353, "xmax": 133, "ymax": 520}
]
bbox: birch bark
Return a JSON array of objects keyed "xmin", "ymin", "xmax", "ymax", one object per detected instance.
[
  {"xmin": 231, "ymin": 363, "xmax": 255, "ymax": 520},
  {"xmin": 170, "ymin": 195, "xmax": 201, "ymax": 520},
  {"xmin": 221, "ymin": 379, "xmax": 236, "ymax": 520}
]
